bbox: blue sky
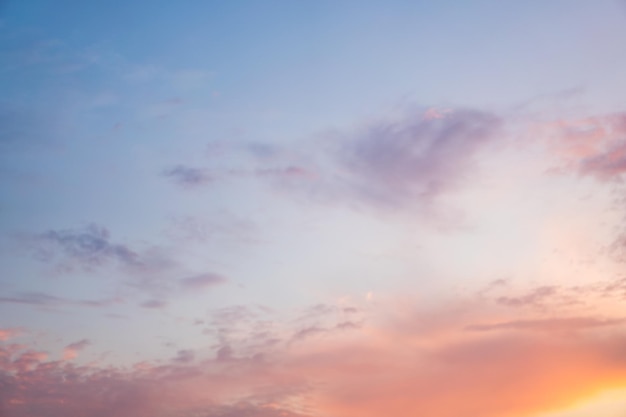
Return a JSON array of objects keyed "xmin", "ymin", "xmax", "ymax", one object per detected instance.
[{"xmin": 2, "ymin": 1, "xmax": 626, "ymax": 416}]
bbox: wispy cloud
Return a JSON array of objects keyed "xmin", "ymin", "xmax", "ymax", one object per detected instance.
[
  {"xmin": 162, "ymin": 165, "xmax": 213, "ymax": 187},
  {"xmin": 0, "ymin": 327, "xmax": 22, "ymax": 341},
  {"xmin": 63, "ymin": 339, "xmax": 90, "ymax": 361},
  {"xmin": 0, "ymin": 292, "xmax": 121, "ymax": 308},
  {"xmin": 466, "ymin": 317, "xmax": 626, "ymax": 332},
  {"xmin": 167, "ymin": 107, "xmax": 502, "ymax": 219},
  {"xmin": 19, "ymin": 223, "xmax": 217, "ymax": 297},
  {"xmin": 31, "ymin": 224, "xmax": 140, "ymax": 270},
  {"xmin": 139, "ymin": 299, "xmax": 168, "ymax": 309},
  {"xmin": 484, "ymin": 277, "xmax": 626, "ymax": 311},
  {"xmin": 323, "ymin": 107, "xmax": 502, "ymax": 210},
  {"xmin": 165, "ymin": 213, "xmax": 258, "ymax": 245},
  {"xmin": 496, "ymin": 285, "xmax": 559, "ymax": 308},
  {"xmin": 124, "ymin": 65, "xmax": 213, "ymax": 92},
  {"xmin": 542, "ymin": 112, "xmax": 626, "ymax": 181},
  {"xmin": 173, "ymin": 349, "xmax": 195, "ymax": 364},
  {"xmin": 180, "ymin": 273, "xmax": 227, "ymax": 290}
]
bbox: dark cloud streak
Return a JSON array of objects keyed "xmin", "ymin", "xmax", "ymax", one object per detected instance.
[
  {"xmin": 33, "ymin": 224, "xmax": 140, "ymax": 270},
  {"xmin": 0, "ymin": 291, "xmax": 121, "ymax": 308},
  {"xmin": 163, "ymin": 165, "xmax": 213, "ymax": 187}
]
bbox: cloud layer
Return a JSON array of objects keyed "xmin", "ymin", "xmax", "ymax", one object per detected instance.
[{"xmin": 2, "ymin": 288, "xmax": 626, "ymax": 417}]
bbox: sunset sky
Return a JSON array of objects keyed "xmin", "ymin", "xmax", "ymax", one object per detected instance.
[{"xmin": 2, "ymin": 1, "xmax": 626, "ymax": 416}]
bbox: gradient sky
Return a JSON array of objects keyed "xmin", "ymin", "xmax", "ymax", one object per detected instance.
[{"xmin": 2, "ymin": 1, "xmax": 626, "ymax": 416}]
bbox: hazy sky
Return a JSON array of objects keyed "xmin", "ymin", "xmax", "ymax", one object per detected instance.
[{"xmin": 2, "ymin": 1, "xmax": 626, "ymax": 416}]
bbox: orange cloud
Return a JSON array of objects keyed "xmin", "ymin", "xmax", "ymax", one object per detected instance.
[
  {"xmin": 1, "ymin": 296, "xmax": 626, "ymax": 417},
  {"xmin": 296, "ymin": 329, "xmax": 626, "ymax": 417}
]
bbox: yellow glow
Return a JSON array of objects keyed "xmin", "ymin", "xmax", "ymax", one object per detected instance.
[{"xmin": 536, "ymin": 388, "xmax": 626, "ymax": 417}]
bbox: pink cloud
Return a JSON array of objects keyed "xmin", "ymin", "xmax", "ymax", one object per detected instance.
[
  {"xmin": 63, "ymin": 339, "xmax": 90, "ymax": 361},
  {"xmin": 2, "ymin": 294, "xmax": 626, "ymax": 417},
  {"xmin": 0, "ymin": 327, "xmax": 22, "ymax": 341},
  {"xmin": 423, "ymin": 107, "xmax": 451, "ymax": 120},
  {"xmin": 332, "ymin": 108, "xmax": 502, "ymax": 209},
  {"xmin": 541, "ymin": 112, "xmax": 626, "ymax": 181},
  {"xmin": 580, "ymin": 141, "xmax": 626, "ymax": 180}
]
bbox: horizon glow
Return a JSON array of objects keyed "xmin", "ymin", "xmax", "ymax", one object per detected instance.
[{"xmin": 2, "ymin": 1, "xmax": 626, "ymax": 416}]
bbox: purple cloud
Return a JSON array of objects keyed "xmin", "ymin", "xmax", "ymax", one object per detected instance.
[
  {"xmin": 180, "ymin": 273, "xmax": 227, "ymax": 290},
  {"xmin": 496, "ymin": 286, "xmax": 558, "ymax": 308},
  {"xmin": 21, "ymin": 224, "xmax": 189, "ymax": 300},
  {"xmin": 0, "ymin": 291, "xmax": 121, "ymax": 308},
  {"xmin": 335, "ymin": 108, "xmax": 501, "ymax": 208},
  {"xmin": 162, "ymin": 107, "xmax": 501, "ymax": 216},
  {"xmin": 230, "ymin": 107, "xmax": 502, "ymax": 216},
  {"xmin": 173, "ymin": 349, "xmax": 195, "ymax": 363},
  {"xmin": 163, "ymin": 165, "xmax": 213, "ymax": 187},
  {"xmin": 140, "ymin": 299, "xmax": 167, "ymax": 309},
  {"xmin": 291, "ymin": 326, "xmax": 327, "ymax": 342},
  {"xmin": 33, "ymin": 224, "xmax": 139, "ymax": 269}
]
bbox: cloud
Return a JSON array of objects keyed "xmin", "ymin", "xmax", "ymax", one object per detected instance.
[
  {"xmin": 183, "ymin": 403, "xmax": 308, "ymax": 417},
  {"xmin": 140, "ymin": 299, "xmax": 168, "ymax": 309},
  {"xmin": 180, "ymin": 273, "xmax": 227, "ymax": 290},
  {"xmin": 165, "ymin": 214, "xmax": 257, "ymax": 245},
  {"xmin": 579, "ymin": 141, "xmax": 626, "ymax": 180},
  {"xmin": 1, "ymin": 295, "xmax": 626, "ymax": 417},
  {"xmin": 592, "ymin": 277, "xmax": 626, "ymax": 298},
  {"xmin": 254, "ymin": 166, "xmax": 311, "ymax": 179},
  {"xmin": 173, "ymin": 349, "xmax": 195, "ymax": 364},
  {"xmin": 542, "ymin": 112, "xmax": 626, "ymax": 181},
  {"xmin": 160, "ymin": 107, "xmax": 501, "ymax": 218},
  {"xmin": 0, "ymin": 327, "xmax": 22, "ymax": 341},
  {"xmin": 466, "ymin": 317, "xmax": 626, "ymax": 332},
  {"xmin": 496, "ymin": 285, "xmax": 558, "ymax": 308},
  {"xmin": 163, "ymin": 165, "xmax": 213, "ymax": 187},
  {"xmin": 23, "ymin": 233, "xmax": 228, "ymax": 308},
  {"xmin": 21, "ymin": 223, "xmax": 196, "ymax": 299},
  {"xmin": 4, "ymin": 350, "xmax": 49, "ymax": 373},
  {"xmin": 0, "ymin": 340, "xmax": 308, "ymax": 417},
  {"xmin": 0, "ymin": 292, "xmax": 121, "ymax": 308},
  {"xmin": 332, "ymin": 108, "xmax": 502, "ymax": 209},
  {"xmin": 484, "ymin": 278, "xmax": 626, "ymax": 311},
  {"xmin": 63, "ymin": 339, "xmax": 91, "ymax": 361},
  {"xmin": 301, "ymin": 339, "xmax": 624, "ymax": 417},
  {"xmin": 32, "ymin": 224, "xmax": 140, "ymax": 270},
  {"xmin": 291, "ymin": 326, "xmax": 327, "ymax": 342},
  {"xmin": 232, "ymin": 107, "xmax": 503, "ymax": 218},
  {"xmin": 1, "ymin": 294, "xmax": 626, "ymax": 417},
  {"xmin": 161, "ymin": 162, "xmax": 310, "ymax": 190}
]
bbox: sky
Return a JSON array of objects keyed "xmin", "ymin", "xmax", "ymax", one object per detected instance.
[{"xmin": 2, "ymin": 1, "xmax": 626, "ymax": 416}]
